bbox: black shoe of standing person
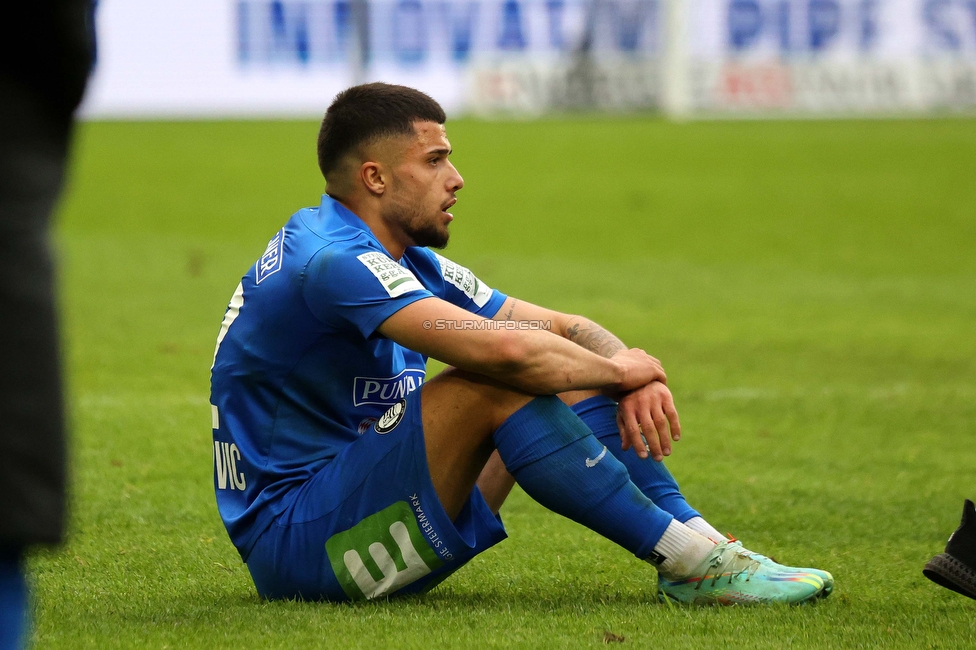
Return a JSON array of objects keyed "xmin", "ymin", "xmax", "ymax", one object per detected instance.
[{"xmin": 924, "ymin": 499, "xmax": 976, "ymax": 600}]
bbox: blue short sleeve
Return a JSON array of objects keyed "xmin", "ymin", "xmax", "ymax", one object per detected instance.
[{"xmin": 303, "ymin": 244, "xmax": 435, "ymax": 339}]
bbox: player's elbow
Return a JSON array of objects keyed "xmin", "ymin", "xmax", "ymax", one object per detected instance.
[{"xmin": 484, "ymin": 331, "xmax": 531, "ymax": 376}]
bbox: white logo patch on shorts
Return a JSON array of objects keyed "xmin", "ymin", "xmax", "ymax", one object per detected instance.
[
  {"xmin": 357, "ymin": 252, "xmax": 425, "ymax": 298},
  {"xmin": 375, "ymin": 399, "xmax": 407, "ymax": 434},
  {"xmin": 432, "ymin": 252, "xmax": 493, "ymax": 308}
]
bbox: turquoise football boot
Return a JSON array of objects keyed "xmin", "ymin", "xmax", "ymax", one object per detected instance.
[
  {"xmin": 657, "ymin": 540, "xmax": 825, "ymax": 605},
  {"xmin": 733, "ymin": 540, "xmax": 834, "ymax": 598}
]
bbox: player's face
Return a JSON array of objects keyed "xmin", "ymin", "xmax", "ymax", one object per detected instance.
[{"xmin": 382, "ymin": 121, "xmax": 463, "ymax": 249}]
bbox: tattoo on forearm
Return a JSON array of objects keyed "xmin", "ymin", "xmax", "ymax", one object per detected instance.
[
  {"xmin": 566, "ymin": 320, "xmax": 626, "ymax": 358},
  {"xmin": 503, "ymin": 299, "xmax": 518, "ymax": 321}
]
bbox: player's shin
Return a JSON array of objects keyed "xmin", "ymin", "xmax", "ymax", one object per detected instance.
[
  {"xmin": 572, "ymin": 397, "xmax": 696, "ymax": 513},
  {"xmin": 572, "ymin": 395, "xmax": 725, "ymax": 538},
  {"xmin": 491, "ymin": 396, "xmax": 713, "ymax": 569}
]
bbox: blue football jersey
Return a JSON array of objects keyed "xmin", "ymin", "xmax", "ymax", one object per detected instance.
[{"xmin": 210, "ymin": 195, "xmax": 507, "ymax": 556}]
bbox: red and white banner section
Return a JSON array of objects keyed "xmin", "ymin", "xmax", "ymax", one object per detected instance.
[
  {"xmin": 664, "ymin": 0, "xmax": 976, "ymax": 116},
  {"xmin": 462, "ymin": 0, "xmax": 663, "ymax": 114}
]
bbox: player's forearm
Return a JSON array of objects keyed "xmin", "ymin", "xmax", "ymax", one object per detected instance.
[
  {"xmin": 491, "ymin": 299, "xmax": 627, "ymax": 359},
  {"xmin": 563, "ymin": 315, "xmax": 627, "ymax": 359},
  {"xmin": 380, "ymin": 299, "xmax": 631, "ymax": 394},
  {"xmin": 486, "ymin": 329, "xmax": 626, "ymax": 395}
]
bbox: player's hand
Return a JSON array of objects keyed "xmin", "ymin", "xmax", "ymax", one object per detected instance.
[
  {"xmin": 604, "ymin": 347, "xmax": 666, "ymax": 395},
  {"xmin": 615, "ymin": 381, "xmax": 680, "ymax": 462}
]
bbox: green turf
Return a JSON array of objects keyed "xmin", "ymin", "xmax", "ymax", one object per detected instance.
[{"xmin": 29, "ymin": 117, "xmax": 976, "ymax": 648}]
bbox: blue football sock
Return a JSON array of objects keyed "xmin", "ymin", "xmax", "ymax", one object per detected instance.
[
  {"xmin": 0, "ymin": 548, "xmax": 27, "ymax": 650},
  {"xmin": 492, "ymin": 396, "xmax": 673, "ymax": 559},
  {"xmin": 571, "ymin": 395, "xmax": 701, "ymax": 524}
]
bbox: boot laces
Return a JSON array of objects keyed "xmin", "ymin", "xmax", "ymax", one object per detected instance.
[{"xmin": 695, "ymin": 541, "xmax": 761, "ymax": 590}]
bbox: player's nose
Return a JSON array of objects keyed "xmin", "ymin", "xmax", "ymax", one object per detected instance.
[{"xmin": 447, "ymin": 161, "xmax": 463, "ymax": 191}]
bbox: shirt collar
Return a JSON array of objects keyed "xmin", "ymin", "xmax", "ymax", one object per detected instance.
[
  {"xmin": 321, "ymin": 194, "xmax": 370, "ymax": 232},
  {"xmin": 317, "ymin": 194, "xmax": 402, "ymax": 261}
]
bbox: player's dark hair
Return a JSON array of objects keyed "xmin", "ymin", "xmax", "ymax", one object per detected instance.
[{"xmin": 317, "ymin": 83, "xmax": 447, "ymax": 180}]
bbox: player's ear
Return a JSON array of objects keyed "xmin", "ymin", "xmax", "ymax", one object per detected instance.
[{"xmin": 360, "ymin": 161, "xmax": 386, "ymax": 196}]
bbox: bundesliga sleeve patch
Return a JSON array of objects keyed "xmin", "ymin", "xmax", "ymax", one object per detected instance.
[
  {"xmin": 356, "ymin": 252, "xmax": 426, "ymax": 298},
  {"xmin": 432, "ymin": 252, "xmax": 493, "ymax": 308}
]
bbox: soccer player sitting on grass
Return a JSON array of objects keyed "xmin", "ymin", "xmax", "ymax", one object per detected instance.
[{"xmin": 209, "ymin": 83, "xmax": 833, "ymax": 605}]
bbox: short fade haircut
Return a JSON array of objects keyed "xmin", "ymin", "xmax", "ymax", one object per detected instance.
[{"xmin": 317, "ymin": 83, "xmax": 447, "ymax": 181}]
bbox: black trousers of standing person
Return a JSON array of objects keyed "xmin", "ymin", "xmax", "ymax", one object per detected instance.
[
  {"xmin": 0, "ymin": 75, "xmax": 71, "ymax": 552},
  {"xmin": 0, "ymin": 1, "xmax": 94, "ymax": 646},
  {"xmin": 0, "ymin": 75, "xmax": 71, "ymax": 650}
]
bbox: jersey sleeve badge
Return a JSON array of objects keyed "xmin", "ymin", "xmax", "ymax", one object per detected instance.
[{"xmin": 357, "ymin": 251, "xmax": 426, "ymax": 298}]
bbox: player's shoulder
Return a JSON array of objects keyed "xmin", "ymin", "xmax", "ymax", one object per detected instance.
[
  {"xmin": 304, "ymin": 229, "xmax": 389, "ymax": 274},
  {"xmin": 302, "ymin": 230, "xmax": 429, "ymax": 304}
]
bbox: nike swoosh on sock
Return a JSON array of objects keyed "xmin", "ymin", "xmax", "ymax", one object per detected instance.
[{"xmin": 585, "ymin": 446, "xmax": 608, "ymax": 468}]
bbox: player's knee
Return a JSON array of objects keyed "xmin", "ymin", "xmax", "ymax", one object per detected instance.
[{"xmin": 432, "ymin": 367, "xmax": 533, "ymax": 429}]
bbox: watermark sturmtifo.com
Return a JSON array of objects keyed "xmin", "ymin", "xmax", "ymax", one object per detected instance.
[{"xmin": 423, "ymin": 319, "xmax": 552, "ymax": 331}]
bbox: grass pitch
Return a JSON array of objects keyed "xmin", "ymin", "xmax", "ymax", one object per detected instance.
[{"xmin": 30, "ymin": 117, "xmax": 976, "ymax": 648}]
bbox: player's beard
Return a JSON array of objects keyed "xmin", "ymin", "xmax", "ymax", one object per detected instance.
[
  {"xmin": 385, "ymin": 183, "xmax": 450, "ymax": 249},
  {"xmin": 402, "ymin": 211, "xmax": 449, "ymax": 249}
]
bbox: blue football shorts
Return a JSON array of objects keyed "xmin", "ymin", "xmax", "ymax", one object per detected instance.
[{"xmin": 244, "ymin": 392, "xmax": 508, "ymax": 601}]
